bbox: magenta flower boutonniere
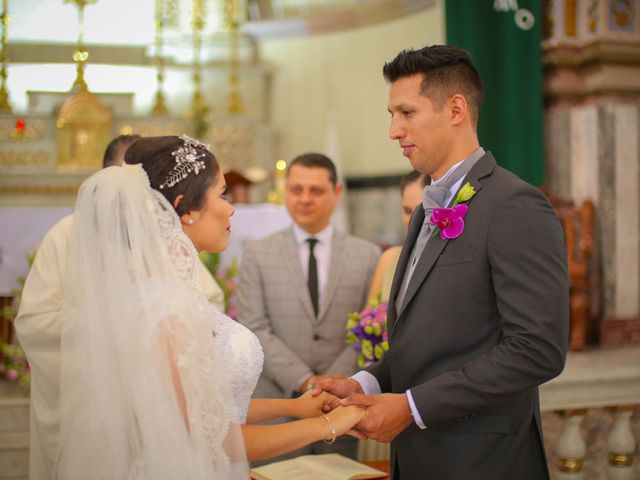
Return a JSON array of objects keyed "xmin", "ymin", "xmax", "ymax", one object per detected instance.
[{"xmin": 429, "ymin": 182, "xmax": 476, "ymax": 240}]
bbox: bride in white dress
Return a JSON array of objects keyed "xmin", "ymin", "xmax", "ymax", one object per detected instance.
[{"xmin": 55, "ymin": 135, "xmax": 363, "ymax": 479}]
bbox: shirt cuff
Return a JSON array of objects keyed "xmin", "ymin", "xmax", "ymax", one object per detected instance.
[
  {"xmin": 351, "ymin": 371, "xmax": 381, "ymax": 395},
  {"xmin": 406, "ymin": 389, "xmax": 427, "ymax": 430},
  {"xmin": 295, "ymin": 371, "xmax": 314, "ymax": 393}
]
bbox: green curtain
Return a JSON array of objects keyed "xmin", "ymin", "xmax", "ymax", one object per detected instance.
[{"xmin": 445, "ymin": 0, "xmax": 543, "ymax": 185}]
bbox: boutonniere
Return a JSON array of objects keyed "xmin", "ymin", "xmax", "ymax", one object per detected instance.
[{"xmin": 429, "ymin": 182, "xmax": 477, "ymax": 240}]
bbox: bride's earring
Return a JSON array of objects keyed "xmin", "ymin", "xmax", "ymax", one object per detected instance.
[{"xmin": 188, "ymin": 218, "xmax": 194, "ymax": 225}]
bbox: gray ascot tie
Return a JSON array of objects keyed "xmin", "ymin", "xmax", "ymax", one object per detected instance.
[{"xmin": 395, "ymin": 148, "xmax": 485, "ymax": 313}]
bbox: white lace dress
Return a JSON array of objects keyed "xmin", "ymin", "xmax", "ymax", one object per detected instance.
[
  {"xmin": 210, "ymin": 307, "xmax": 264, "ymax": 423},
  {"xmin": 165, "ymin": 219, "xmax": 264, "ymax": 426},
  {"xmin": 167, "ymin": 227, "xmax": 264, "ymax": 478},
  {"xmin": 57, "ymin": 164, "xmax": 264, "ymax": 480}
]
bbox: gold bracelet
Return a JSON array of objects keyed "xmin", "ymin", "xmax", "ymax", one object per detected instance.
[{"xmin": 322, "ymin": 414, "xmax": 336, "ymax": 444}]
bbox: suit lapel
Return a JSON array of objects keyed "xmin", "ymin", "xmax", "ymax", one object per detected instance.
[
  {"xmin": 281, "ymin": 228, "xmax": 316, "ymax": 322},
  {"xmin": 394, "ymin": 153, "xmax": 496, "ymax": 322},
  {"xmin": 318, "ymin": 229, "xmax": 346, "ymax": 324},
  {"xmin": 388, "ymin": 206, "xmax": 424, "ymax": 332}
]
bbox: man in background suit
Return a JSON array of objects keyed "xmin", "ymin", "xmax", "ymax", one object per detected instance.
[
  {"xmin": 15, "ymin": 135, "xmax": 225, "ymax": 479},
  {"xmin": 316, "ymin": 45, "xmax": 569, "ymax": 479},
  {"xmin": 237, "ymin": 153, "xmax": 380, "ymax": 458}
]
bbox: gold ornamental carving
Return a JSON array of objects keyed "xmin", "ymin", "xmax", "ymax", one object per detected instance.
[
  {"xmin": 587, "ymin": 0, "xmax": 599, "ymax": 33},
  {"xmin": 0, "ymin": 118, "xmax": 47, "ymax": 141},
  {"xmin": 557, "ymin": 457, "xmax": 583, "ymax": 472},
  {"xmin": 0, "ymin": 0, "xmax": 11, "ymax": 113},
  {"xmin": 0, "ymin": 150, "xmax": 50, "ymax": 167},
  {"xmin": 610, "ymin": 0, "xmax": 633, "ymax": 29},
  {"xmin": 608, "ymin": 453, "xmax": 633, "ymax": 467},
  {"xmin": 56, "ymin": 89, "xmax": 112, "ymax": 171},
  {"xmin": 0, "ymin": 185, "xmax": 79, "ymax": 196},
  {"xmin": 152, "ymin": 0, "xmax": 168, "ymax": 115},
  {"xmin": 208, "ymin": 123, "xmax": 253, "ymax": 170},
  {"xmin": 65, "ymin": 0, "xmax": 98, "ymax": 92},
  {"xmin": 565, "ymin": 0, "xmax": 576, "ymax": 37}
]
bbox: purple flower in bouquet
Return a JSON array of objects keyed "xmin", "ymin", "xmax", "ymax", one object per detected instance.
[{"xmin": 345, "ymin": 300, "xmax": 389, "ymax": 368}]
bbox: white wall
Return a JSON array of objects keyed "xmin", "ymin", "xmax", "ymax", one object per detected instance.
[{"xmin": 260, "ymin": 6, "xmax": 443, "ymax": 177}]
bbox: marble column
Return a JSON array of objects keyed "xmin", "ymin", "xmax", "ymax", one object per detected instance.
[{"xmin": 543, "ymin": 0, "xmax": 640, "ymax": 346}]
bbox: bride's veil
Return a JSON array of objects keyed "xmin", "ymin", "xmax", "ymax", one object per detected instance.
[{"xmin": 56, "ymin": 163, "xmax": 248, "ymax": 479}]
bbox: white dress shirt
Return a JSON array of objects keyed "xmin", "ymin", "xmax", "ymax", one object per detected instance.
[
  {"xmin": 292, "ymin": 222, "xmax": 334, "ymax": 309},
  {"xmin": 291, "ymin": 222, "xmax": 334, "ymax": 391},
  {"xmin": 353, "ymin": 148, "xmax": 484, "ymax": 429}
]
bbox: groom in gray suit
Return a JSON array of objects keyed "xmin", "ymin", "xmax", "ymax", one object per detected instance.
[
  {"xmin": 316, "ymin": 45, "xmax": 569, "ymax": 479},
  {"xmin": 237, "ymin": 153, "xmax": 380, "ymax": 458}
]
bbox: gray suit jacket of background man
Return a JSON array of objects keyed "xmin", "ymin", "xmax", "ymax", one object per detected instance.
[
  {"xmin": 369, "ymin": 153, "xmax": 569, "ymax": 480},
  {"xmin": 238, "ymin": 227, "xmax": 380, "ymax": 399}
]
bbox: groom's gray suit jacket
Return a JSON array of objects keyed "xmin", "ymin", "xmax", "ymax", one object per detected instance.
[
  {"xmin": 369, "ymin": 153, "xmax": 569, "ymax": 480},
  {"xmin": 239, "ymin": 227, "xmax": 380, "ymax": 398}
]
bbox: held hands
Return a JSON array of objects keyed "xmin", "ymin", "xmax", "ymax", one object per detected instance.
[
  {"xmin": 299, "ymin": 374, "xmax": 346, "ymax": 394},
  {"xmin": 341, "ymin": 393, "xmax": 413, "ymax": 443},
  {"xmin": 311, "ymin": 376, "xmax": 364, "ymax": 411},
  {"xmin": 324, "ymin": 405, "xmax": 367, "ymax": 442},
  {"xmin": 311, "ymin": 376, "xmax": 413, "ymax": 442},
  {"xmin": 293, "ymin": 390, "xmax": 338, "ymax": 419}
]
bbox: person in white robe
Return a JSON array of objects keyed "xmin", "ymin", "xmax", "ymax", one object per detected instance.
[{"xmin": 14, "ymin": 135, "xmax": 226, "ymax": 479}]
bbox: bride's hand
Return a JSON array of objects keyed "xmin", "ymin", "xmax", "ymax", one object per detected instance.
[
  {"xmin": 293, "ymin": 391, "xmax": 338, "ymax": 418},
  {"xmin": 325, "ymin": 405, "xmax": 365, "ymax": 439}
]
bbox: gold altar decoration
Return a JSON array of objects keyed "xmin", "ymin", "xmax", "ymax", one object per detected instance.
[
  {"xmin": 0, "ymin": 150, "xmax": 50, "ymax": 168},
  {"xmin": 190, "ymin": 0, "xmax": 208, "ymax": 121},
  {"xmin": 56, "ymin": 89, "xmax": 112, "ymax": 171},
  {"xmin": 0, "ymin": 0, "xmax": 11, "ymax": 113},
  {"xmin": 152, "ymin": 0, "xmax": 168, "ymax": 115},
  {"xmin": 66, "ymin": 0, "xmax": 97, "ymax": 92},
  {"xmin": 267, "ymin": 159, "xmax": 286, "ymax": 204},
  {"xmin": 225, "ymin": 0, "xmax": 244, "ymax": 115}
]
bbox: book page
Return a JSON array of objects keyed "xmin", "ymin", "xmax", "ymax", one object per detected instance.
[
  {"xmin": 251, "ymin": 454, "xmax": 387, "ymax": 480},
  {"xmin": 298, "ymin": 454, "xmax": 387, "ymax": 479},
  {"xmin": 251, "ymin": 458, "xmax": 338, "ymax": 480}
]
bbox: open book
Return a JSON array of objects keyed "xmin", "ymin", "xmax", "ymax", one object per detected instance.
[{"xmin": 251, "ymin": 453, "xmax": 388, "ymax": 480}]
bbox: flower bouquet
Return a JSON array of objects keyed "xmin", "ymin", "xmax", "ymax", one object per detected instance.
[
  {"xmin": 345, "ymin": 299, "xmax": 389, "ymax": 368},
  {"xmin": 0, "ymin": 342, "xmax": 30, "ymax": 386},
  {"xmin": 199, "ymin": 251, "xmax": 239, "ymax": 319}
]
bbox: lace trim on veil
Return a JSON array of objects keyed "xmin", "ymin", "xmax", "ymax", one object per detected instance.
[{"xmin": 132, "ymin": 164, "xmax": 234, "ymax": 476}]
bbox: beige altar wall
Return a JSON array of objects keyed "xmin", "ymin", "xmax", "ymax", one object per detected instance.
[{"xmin": 260, "ymin": 6, "xmax": 443, "ymax": 177}]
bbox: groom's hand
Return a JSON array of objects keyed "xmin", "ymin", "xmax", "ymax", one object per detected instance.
[
  {"xmin": 341, "ymin": 393, "xmax": 412, "ymax": 443},
  {"xmin": 311, "ymin": 377, "xmax": 363, "ymax": 411}
]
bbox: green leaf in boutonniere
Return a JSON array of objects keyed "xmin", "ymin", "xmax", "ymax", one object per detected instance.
[
  {"xmin": 454, "ymin": 182, "xmax": 476, "ymax": 205},
  {"xmin": 429, "ymin": 182, "xmax": 477, "ymax": 240}
]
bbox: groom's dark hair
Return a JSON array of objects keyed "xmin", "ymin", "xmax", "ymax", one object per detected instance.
[
  {"xmin": 125, "ymin": 136, "xmax": 220, "ymax": 217},
  {"xmin": 383, "ymin": 44, "xmax": 484, "ymax": 127}
]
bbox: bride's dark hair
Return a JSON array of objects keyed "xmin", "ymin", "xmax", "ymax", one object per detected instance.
[{"xmin": 124, "ymin": 136, "xmax": 220, "ymax": 216}]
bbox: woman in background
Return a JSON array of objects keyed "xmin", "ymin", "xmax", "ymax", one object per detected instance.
[
  {"xmin": 358, "ymin": 170, "xmax": 427, "ymax": 463},
  {"xmin": 367, "ymin": 170, "xmax": 428, "ymax": 303}
]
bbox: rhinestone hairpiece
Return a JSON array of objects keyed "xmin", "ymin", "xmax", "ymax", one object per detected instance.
[{"xmin": 159, "ymin": 135, "xmax": 210, "ymax": 190}]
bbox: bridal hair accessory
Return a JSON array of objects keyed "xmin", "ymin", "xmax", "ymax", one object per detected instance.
[{"xmin": 159, "ymin": 135, "xmax": 210, "ymax": 190}]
